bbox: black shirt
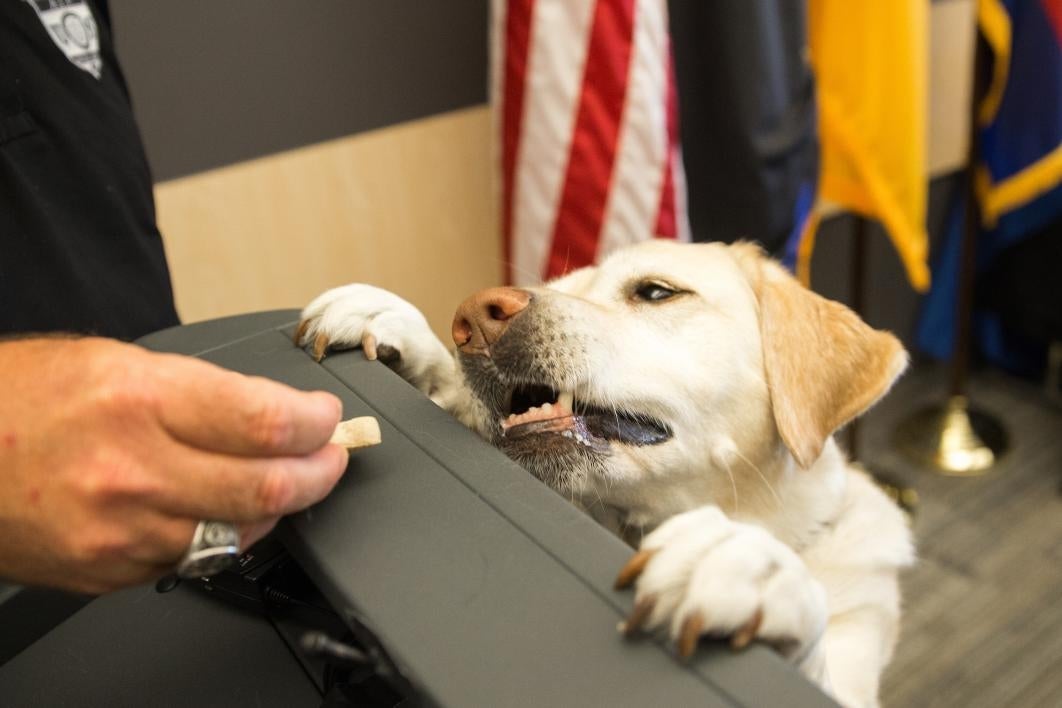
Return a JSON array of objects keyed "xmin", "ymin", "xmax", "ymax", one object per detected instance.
[{"xmin": 0, "ymin": 0, "xmax": 179, "ymax": 340}]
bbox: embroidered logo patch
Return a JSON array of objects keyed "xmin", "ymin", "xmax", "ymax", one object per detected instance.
[{"xmin": 24, "ymin": 0, "xmax": 103, "ymax": 79}]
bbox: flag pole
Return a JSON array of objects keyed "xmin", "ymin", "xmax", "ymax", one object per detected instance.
[
  {"xmin": 847, "ymin": 215, "xmax": 920, "ymax": 513},
  {"xmin": 892, "ymin": 18, "xmax": 1007, "ymax": 475},
  {"xmin": 845, "ymin": 215, "xmax": 868, "ymax": 461}
]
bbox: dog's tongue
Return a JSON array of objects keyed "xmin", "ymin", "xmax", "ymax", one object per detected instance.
[{"xmin": 501, "ymin": 402, "xmax": 610, "ymax": 452}]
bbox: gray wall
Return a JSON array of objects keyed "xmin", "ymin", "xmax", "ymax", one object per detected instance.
[{"xmin": 110, "ymin": 1, "xmax": 489, "ymax": 181}]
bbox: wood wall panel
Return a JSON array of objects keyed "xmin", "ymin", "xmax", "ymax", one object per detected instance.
[
  {"xmin": 155, "ymin": 106, "xmax": 499, "ymax": 342},
  {"xmin": 928, "ymin": 0, "xmax": 975, "ymax": 176}
]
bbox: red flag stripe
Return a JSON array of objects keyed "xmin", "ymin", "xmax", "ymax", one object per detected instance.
[
  {"xmin": 1042, "ymin": 0, "xmax": 1062, "ymax": 46},
  {"xmin": 501, "ymin": 0, "xmax": 536, "ymax": 285},
  {"xmin": 545, "ymin": 0, "xmax": 637, "ymax": 280},
  {"xmin": 653, "ymin": 40, "xmax": 679, "ymax": 239}
]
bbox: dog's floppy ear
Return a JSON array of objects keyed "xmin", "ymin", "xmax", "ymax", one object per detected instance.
[{"xmin": 732, "ymin": 243, "xmax": 908, "ymax": 469}]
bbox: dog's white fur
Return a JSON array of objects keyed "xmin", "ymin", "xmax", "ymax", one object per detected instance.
[{"xmin": 299, "ymin": 241, "xmax": 914, "ymax": 708}]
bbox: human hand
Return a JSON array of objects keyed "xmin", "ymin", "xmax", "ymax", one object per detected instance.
[{"xmin": 0, "ymin": 337, "xmax": 348, "ymax": 593}]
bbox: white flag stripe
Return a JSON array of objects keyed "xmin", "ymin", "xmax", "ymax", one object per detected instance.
[
  {"xmin": 596, "ymin": 0, "xmax": 671, "ymax": 259},
  {"xmin": 493, "ymin": 0, "xmax": 688, "ymax": 284},
  {"xmin": 489, "ymin": 0, "xmax": 507, "ymax": 228},
  {"xmin": 673, "ymin": 146, "xmax": 692, "ymax": 242},
  {"xmin": 510, "ymin": 0, "xmax": 597, "ymax": 285}
]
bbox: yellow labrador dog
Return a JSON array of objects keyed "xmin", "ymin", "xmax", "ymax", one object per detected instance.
[{"xmin": 297, "ymin": 240, "xmax": 913, "ymax": 708}]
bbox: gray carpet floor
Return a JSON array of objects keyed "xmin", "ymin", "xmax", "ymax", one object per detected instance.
[{"xmin": 855, "ymin": 363, "xmax": 1062, "ymax": 708}]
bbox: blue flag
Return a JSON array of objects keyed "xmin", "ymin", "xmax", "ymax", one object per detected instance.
[{"xmin": 917, "ymin": 0, "xmax": 1062, "ymax": 372}]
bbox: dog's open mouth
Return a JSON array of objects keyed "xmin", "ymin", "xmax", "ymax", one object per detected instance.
[{"xmin": 500, "ymin": 384, "xmax": 672, "ymax": 451}]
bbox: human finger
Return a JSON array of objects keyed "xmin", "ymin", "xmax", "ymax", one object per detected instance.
[
  {"xmin": 152, "ymin": 354, "xmax": 342, "ymax": 457},
  {"xmin": 125, "ymin": 516, "xmax": 280, "ymax": 578},
  {"xmin": 149, "ymin": 443, "xmax": 350, "ymax": 522},
  {"xmin": 131, "ymin": 517, "xmax": 279, "ymax": 568},
  {"xmin": 239, "ymin": 519, "xmax": 280, "ymax": 551}
]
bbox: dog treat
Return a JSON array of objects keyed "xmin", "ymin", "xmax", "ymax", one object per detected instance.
[{"xmin": 330, "ymin": 416, "xmax": 382, "ymax": 450}]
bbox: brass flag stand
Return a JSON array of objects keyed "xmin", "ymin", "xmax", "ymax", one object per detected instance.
[
  {"xmin": 846, "ymin": 218, "xmax": 920, "ymax": 511},
  {"xmin": 895, "ymin": 396, "xmax": 1007, "ymax": 475},
  {"xmin": 893, "ymin": 26, "xmax": 1008, "ymax": 476}
]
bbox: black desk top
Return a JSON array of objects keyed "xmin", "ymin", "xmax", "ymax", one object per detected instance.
[
  {"xmin": 0, "ymin": 583, "xmax": 319, "ymax": 707},
  {"xmin": 0, "ymin": 311, "xmax": 834, "ymax": 707}
]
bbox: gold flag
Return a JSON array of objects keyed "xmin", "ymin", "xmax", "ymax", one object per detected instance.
[{"xmin": 801, "ymin": 0, "xmax": 931, "ymax": 292}]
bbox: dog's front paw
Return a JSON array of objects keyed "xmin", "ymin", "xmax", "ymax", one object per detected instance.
[
  {"xmin": 615, "ymin": 507, "xmax": 827, "ymax": 665},
  {"xmin": 295, "ymin": 284, "xmax": 454, "ymax": 396}
]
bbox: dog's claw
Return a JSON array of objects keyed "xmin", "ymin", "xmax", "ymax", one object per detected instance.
[
  {"xmin": 678, "ymin": 611, "xmax": 705, "ymax": 658},
  {"xmin": 362, "ymin": 332, "xmax": 378, "ymax": 361},
  {"xmin": 730, "ymin": 608, "xmax": 763, "ymax": 650},
  {"xmin": 614, "ymin": 548, "xmax": 656, "ymax": 590},
  {"xmin": 621, "ymin": 595, "xmax": 656, "ymax": 637},
  {"xmin": 312, "ymin": 333, "xmax": 330, "ymax": 362},
  {"xmin": 293, "ymin": 319, "xmax": 311, "ymax": 346}
]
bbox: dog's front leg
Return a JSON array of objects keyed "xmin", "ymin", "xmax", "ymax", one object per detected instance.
[
  {"xmin": 295, "ymin": 284, "xmax": 459, "ymax": 399},
  {"xmin": 808, "ymin": 566, "xmax": 903, "ymax": 708},
  {"xmin": 614, "ymin": 506, "xmax": 832, "ymax": 696}
]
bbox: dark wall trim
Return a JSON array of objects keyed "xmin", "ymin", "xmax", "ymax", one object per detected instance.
[{"xmin": 110, "ymin": 1, "xmax": 489, "ymax": 181}]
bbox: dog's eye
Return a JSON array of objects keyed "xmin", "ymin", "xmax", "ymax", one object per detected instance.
[{"xmin": 632, "ymin": 281, "xmax": 680, "ymax": 303}]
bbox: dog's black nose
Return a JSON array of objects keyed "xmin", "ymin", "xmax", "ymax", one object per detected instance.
[{"xmin": 452, "ymin": 287, "xmax": 531, "ymax": 355}]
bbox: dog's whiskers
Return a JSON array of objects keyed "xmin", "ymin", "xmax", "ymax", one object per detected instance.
[
  {"xmin": 721, "ymin": 458, "xmax": 740, "ymax": 513},
  {"xmin": 499, "ymin": 258, "xmax": 543, "ymax": 286},
  {"xmin": 732, "ymin": 449, "xmax": 781, "ymax": 507},
  {"xmin": 589, "ymin": 483, "xmax": 605, "ymax": 509}
]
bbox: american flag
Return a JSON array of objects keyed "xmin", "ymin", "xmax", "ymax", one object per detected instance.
[{"xmin": 492, "ymin": 0, "xmax": 689, "ymax": 285}]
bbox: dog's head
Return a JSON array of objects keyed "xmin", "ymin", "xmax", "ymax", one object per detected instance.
[{"xmin": 451, "ymin": 241, "xmax": 906, "ymax": 515}]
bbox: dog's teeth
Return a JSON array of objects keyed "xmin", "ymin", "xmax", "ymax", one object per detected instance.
[
  {"xmin": 557, "ymin": 391, "xmax": 574, "ymax": 413},
  {"xmin": 499, "ymin": 397, "xmax": 574, "ymax": 433}
]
